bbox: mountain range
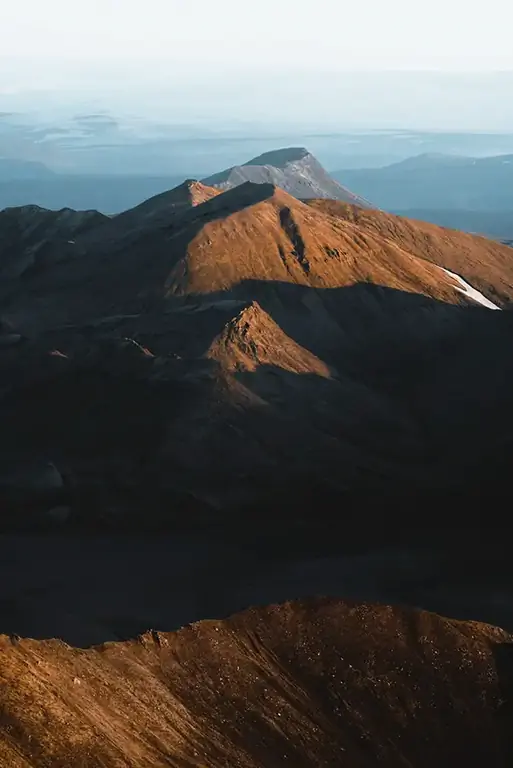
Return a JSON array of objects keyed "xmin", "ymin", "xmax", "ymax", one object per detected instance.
[
  {"xmin": 0, "ymin": 158, "xmax": 56, "ymax": 180},
  {"xmin": 2, "ymin": 148, "xmax": 513, "ymax": 765},
  {"xmin": 2, "ymin": 144, "xmax": 513, "ymax": 246},
  {"xmin": 2, "ymin": 150, "xmax": 513, "ymax": 519},
  {"xmin": 0, "ymin": 147, "xmax": 368, "ymax": 214},
  {"xmin": 333, "ymin": 152, "xmax": 513, "ymax": 211}
]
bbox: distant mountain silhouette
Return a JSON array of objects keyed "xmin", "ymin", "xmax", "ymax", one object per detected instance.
[
  {"xmin": 0, "ymin": 174, "xmax": 187, "ymax": 214},
  {"xmin": 385, "ymin": 152, "xmax": 474, "ymax": 170},
  {"xmin": 0, "ymin": 158, "xmax": 55, "ymax": 180},
  {"xmin": 203, "ymin": 147, "xmax": 372, "ymax": 206},
  {"xmin": 333, "ymin": 152, "xmax": 513, "ymax": 211},
  {"xmin": 392, "ymin": 208, "xmax": 513, "ymax": 243}
]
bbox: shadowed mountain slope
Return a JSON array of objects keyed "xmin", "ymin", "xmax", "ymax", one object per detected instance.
[
  {"xmin": 0, "ymin": 182, "xmax": 491, "ymax": 333},
  {"xmin": 1, "ymin": 180, "xmax": 513, "ymax": 525},
  {"xmin": 112, "ymin": 179, "xmax": 221, "ymax": 231},
  {"xmin": 3, "ymin": 167, "xmax": 513, "ymax": 766},
  {"xmin": 0, "ymin": 205, "xmax": 107, "ymax": 286}
]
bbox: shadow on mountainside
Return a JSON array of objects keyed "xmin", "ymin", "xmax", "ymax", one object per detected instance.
[
  {"xmin": 1, "ymin": 281, "xmax": 513, "ymax": 531},
  {"xmin": 1, "ymin": 282, "xmax": 513, "ymax": 648},
  {"xmin": 0, "ymin": 182, "xmax": 284, "ymax": 330},
  {"xmin": 2, "ymin": 533, "xmax": 513, "ymax": 650}
]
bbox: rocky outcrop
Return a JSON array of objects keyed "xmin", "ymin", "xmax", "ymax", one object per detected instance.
[{"xmin": 203, "ymin": 147, "xmax": 373, "ymax": 206}]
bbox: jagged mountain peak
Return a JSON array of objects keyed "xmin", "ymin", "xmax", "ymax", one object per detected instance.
[
  {"xmin": 129, "ymin": 178, "xmax": 220, "ymax": 211},
  {"xmin": 170, "ymin": 178, "xmax": 221, "ymax": 205},
  {"xmin": 111, "ymin": 179, "xmax": 221, "ymax": 230},
  {"xmin": 190, "ymin": 180, "xmax": 295, "ymax": 215},
  {"xmin": 208, "ymin": 299, "xmax": 332, "ymax": 378}
]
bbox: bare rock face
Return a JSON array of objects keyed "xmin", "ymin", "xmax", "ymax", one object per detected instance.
[{"xmin": 202, "ymin": 147, "xmax": 373, "ymax": 206}]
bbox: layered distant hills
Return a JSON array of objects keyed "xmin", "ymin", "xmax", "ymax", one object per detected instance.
[
  {"xmin": 0, "ymin": 173, "xmax": 187, "ymax": 214},
  {"xmin": 333, "ymin": 152, "xmax": 513, "ymax": 211},
  {"xmin": 0, "ymin": 158, "xmax": 56, "ymax": 180},
  {"xmin": 0, "ymin": 147, "xmax": 370, "ymax": 213},
  {"xmin": 334, "ymin": 152, "xmax": 513, "ymax": 240},
  {"xmin": 2, "ymin": 143, "xmax": 513, "ymax": 244}
]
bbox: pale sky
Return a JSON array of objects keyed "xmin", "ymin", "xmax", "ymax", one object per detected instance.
[
  {"xmin": 2, "ymin": 0, "xmax": 513, "ymax": 72},
  {"xmin": 2, "ymin": 0, "xmax": 513, "ymax": 129}
]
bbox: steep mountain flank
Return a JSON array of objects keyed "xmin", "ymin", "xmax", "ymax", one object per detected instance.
[
  {"xmin": 0, "ymin": 598, "xmax": 511, "ymax": 767},
  {"xmin": 307, "ymin": 200, "xmax": 513, "ymax": 304},
  {"xmin": 1, "ymin": 178, "xmax": 513, "ymax": 523},
  {"xmin": 162, "ymin": 183, "xmax": 471, "ymax": 301},
  {"xmin": 0, "ymin": 182, "xmax": 475, "ymax": 334},
  {"xmin": 0, "ymin": 205, "xmax": 106, "ymax": 286},
  {"xmin": 112, "ymin": 179, "xmax": 221, "ymax": 231}
]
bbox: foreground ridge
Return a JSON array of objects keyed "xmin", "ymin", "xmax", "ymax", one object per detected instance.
[{"xmin": 0, "ymin": 597, "xmax": 511, "ymax": 767}]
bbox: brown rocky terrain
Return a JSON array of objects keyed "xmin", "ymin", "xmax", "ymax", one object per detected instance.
[
  {"xmin": 308, "ymin": 200, "xmax": 513, "ymax": 304},
  {"xmin": 112, "ymin": 179, "xmax": 222, "ymax": 232},
  {"xmin": 2, "ymin": 152, "xmax": 513, "ymax": 765},
  {"xmin": 1, "ymin": 176, "xmax": 513, "ymax": 525},
  {"xmin": 0, "ymin": 181, "xmax": 477, "ymax": 332},
  {"xmin": 1, "ymin": 597, "xmax": 512, "ymax": 767}
]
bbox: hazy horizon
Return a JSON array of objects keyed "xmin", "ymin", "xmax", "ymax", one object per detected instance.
[
  {"xmin": 2, "ymin": 0, "xmax": 513, "ymax": 130},
  {"xmin": 2, "ymin": 66, "xmax": 513, "ymax": 131}
]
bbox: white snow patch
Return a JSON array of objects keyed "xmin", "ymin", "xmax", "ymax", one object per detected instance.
[{"xmin": 440, "ymin": 267, "xmax": 500, "ymax": 310}]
